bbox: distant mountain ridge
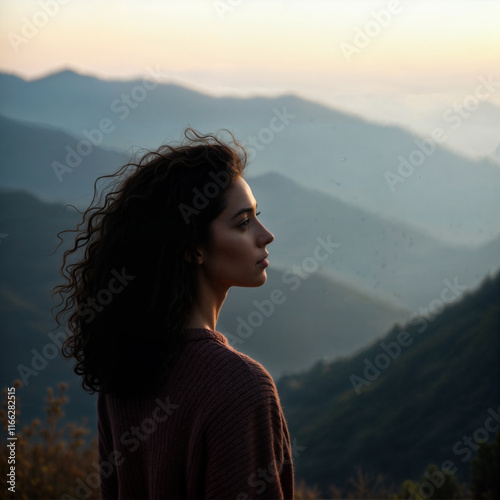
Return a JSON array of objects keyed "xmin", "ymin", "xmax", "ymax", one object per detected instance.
[
  {"xmin": 248, "ymin": 171, "xmax": 500, "ymax": 309},
  {"xmin": 0, "ymin": 113, "xmax": 129, "ymax": 206},
  {"xmin": 1, "ymin": 112, "xmax": 498, "ymax": 310},
  {"xmin": 1, "ymin": 70, "xmax": 499, "ymax": 246}
]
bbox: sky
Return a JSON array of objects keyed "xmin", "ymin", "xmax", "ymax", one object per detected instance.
[{"xmin": 1, "ymin": 0, "xmax": 499, "ymax": 156}]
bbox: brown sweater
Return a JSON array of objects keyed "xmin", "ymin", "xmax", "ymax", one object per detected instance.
[{"xmin": 98, "ymin": 328, "xmax": 294, "ymax": 499}]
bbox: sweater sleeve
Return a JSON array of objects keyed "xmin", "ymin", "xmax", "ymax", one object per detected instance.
[
  {"xmin": 203, "ymin": 363, "xmax": 294, "ymax": 500},
  {"xmin": 97, "ymin": 393, "xmax": 119, "ymax": 500}
]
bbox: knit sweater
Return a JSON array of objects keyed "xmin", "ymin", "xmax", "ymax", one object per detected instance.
[{"xmin": 97, "ymin": 328, "xmax": 294, "ymax": 499}]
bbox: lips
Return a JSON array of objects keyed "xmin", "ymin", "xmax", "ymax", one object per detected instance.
[
  {"xmin": 257, "ymin": 253, "xmax": 269, "ymax": 264},
  {"xmin": 256, "ymin": 253, "xmax": 269, "ymax": 267}
]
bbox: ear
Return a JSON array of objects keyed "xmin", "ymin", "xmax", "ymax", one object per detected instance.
[{"xmin": 184, "ymin": 249, "xmax": 204, "ymax": 265}]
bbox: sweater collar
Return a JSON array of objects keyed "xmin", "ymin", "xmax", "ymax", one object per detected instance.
[{"xmin": 182, "ymin": 328, "xmax": 228, "ymax": 346}]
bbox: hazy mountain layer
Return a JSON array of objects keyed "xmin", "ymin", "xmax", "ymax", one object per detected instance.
[
  {"xmin": 1, "ymin": 113, "xmax": 498, "ymax": 311},
  {"xmin": 1, "ymin": 71, "xmax": 499, "ymax": 246},
  {"xmin": 247, "ymin": 172, "xmax": 500, "ymax": 309},
  {"xmin": 0, "ymin": 114, "xmax": 129, "ymax": 206}
]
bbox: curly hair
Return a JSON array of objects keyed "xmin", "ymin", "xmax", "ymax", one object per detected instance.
[{"xmin": 53, "ymin": 128, "xmax": 247, "ymax": 398}]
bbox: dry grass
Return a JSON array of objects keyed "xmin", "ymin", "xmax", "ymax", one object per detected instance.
[{"xmin": 0, "ymin": 381, "xmax": 99, "ymax": 500}]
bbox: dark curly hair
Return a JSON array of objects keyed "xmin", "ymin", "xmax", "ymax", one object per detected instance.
[{"xmin": 53, "ymin": 128, "xmax": 246, "ymax": 398}]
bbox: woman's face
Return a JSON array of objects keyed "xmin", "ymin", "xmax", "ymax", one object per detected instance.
[{"xmin": 198, "ymin": 176, "xmax": 274, "ymax": 290}]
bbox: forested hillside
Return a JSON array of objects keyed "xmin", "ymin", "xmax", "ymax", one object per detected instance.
[{"xmin": 278, "ymin": 272, "xmax": 500, "ymax": 493}]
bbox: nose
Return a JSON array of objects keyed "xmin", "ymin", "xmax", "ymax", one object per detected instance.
[{"xmin": 259, "ymin": 222, "xmax": 274, "ymax": 247}]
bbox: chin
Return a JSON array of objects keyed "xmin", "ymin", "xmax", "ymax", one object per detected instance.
[
  {"xmin": 253, "ymin": 271, "xmax": 268, "ymax": 287},
  {"xmin": 234, "ymin": 273, "xmax": 267, "ymax": 288}
]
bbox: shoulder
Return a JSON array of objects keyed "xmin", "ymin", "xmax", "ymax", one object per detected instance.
[
  {"xmin": 182, "ymin": 328, "xmax": 279, "ymax": 404},
  {"xmin": 223, "ymin": 344, "xmax": 277, "ymax": 397},
  {"xmin": 189, "ymin": 335, "xmax": 287, "ymax": 444}
]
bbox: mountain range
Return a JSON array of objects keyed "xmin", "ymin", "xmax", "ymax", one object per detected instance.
[
  {"xmin": 1, "ymin": 113, "xmax": 498, "ymax": 311},
  {"xmin": 1, "ymin": 70, "xmax": 499, "ymax": 247}
]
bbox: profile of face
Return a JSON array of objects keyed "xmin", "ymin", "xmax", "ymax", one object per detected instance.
[{"xmin": 196, "ymin": 176, "xmax": 274, "ymax": 291}]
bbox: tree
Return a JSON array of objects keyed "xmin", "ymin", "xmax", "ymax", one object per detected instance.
[
  {"xmin": 470, "ymin": 431, "xmax": 500, "ymax": 500},
  {"xmin": 395, "ymin": 464, "xmax": 462, "ymax": 499}
]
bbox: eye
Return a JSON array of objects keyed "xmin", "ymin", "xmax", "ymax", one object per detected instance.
[{"xmin": 239, "ymin": 211, "xmax": 260, "ymax": 229}]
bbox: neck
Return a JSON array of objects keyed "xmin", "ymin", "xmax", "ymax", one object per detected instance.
[{"xmin": 184, "ymin": 277, "xmax": 229, "ymax": 331}]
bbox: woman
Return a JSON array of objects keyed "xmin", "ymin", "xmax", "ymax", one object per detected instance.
[{"xmin": 54, "ymin": 129, "xmax": 294, "ymax": 499}]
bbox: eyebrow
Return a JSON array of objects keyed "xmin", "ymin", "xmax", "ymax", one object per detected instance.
[{"xmin": 230, "ymin": 203, "xmax": 258, "ymax": 220}]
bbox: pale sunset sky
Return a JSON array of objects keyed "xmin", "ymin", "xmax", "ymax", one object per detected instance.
[{"xmin": 1, "ymin": 0, "xmax": 499, "ymax": 155}]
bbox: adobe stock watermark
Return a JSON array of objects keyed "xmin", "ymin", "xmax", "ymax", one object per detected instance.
[
  {"xmin": 213, "ymin": 0, "xmax": 243, "ymax": 20},
  {"xmin": 8, "ymin": 0, "xmax": 71, "ymax": 53},
  {"xmin": 408, "ymin": 407, "xmax": 500, "ymax": 499},
  {"xmin": 350, "ymin": 277, "xmax": 468, "ymax": 395},
  {"xmin": 178, "ymin": 170, "xmax": 231, "ymax": 224},
  {"xmin": 339, "ymin": 0, "xmax": 403, "ymax": 63},
  {"xmin": 16, "ymin": 267, "xmax": 135, "ymax": 386},
  {"xmin": 236, "ymin": 438, "xmax": 306, "ymax": 500},
  {"xmin": 61, "ymin": 397, "xmax": 180, "ymax": 500},
  {"xmin": 242, "ymin": 107, "xmax": 296, "ymax": 163},
  {"xmin": 225, "ymin": 236, "xmax": 340, "ymax": 347},
  {"xmin": 52, "ymin": 65, "xmax": 165, "ymax": 183},
  {"xmin": 75, "ymin": 267, "xmax": 135, "ymax": 323},
  {"xmin": 385, "ymin": 74, "xmax": 500, "ymax": 192}
]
